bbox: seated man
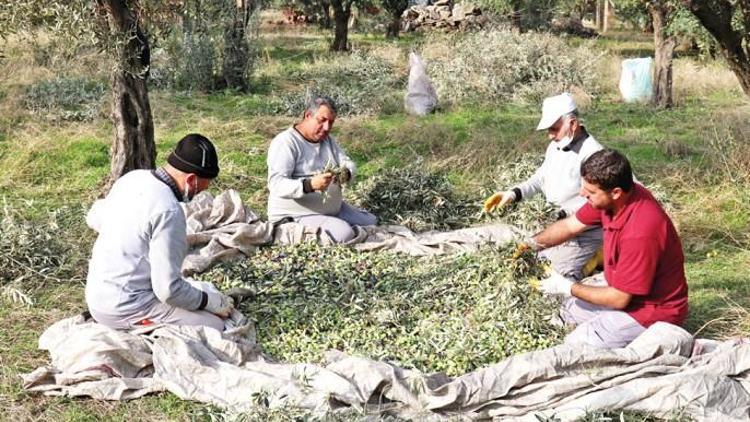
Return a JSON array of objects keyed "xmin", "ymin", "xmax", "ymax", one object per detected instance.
[
  {"xmin": 529, "ymin": 149, "xmax": 688, "ymax": 348},
  {"xmin": 85, "ymin": 134, "xmax": 234, "ymax": 331},
  {"xmin": 484, "ymin": 93, "xmax": 603, "ymax": 280},
  {"xmin": 267, "ymin": 95, "xmax": 376, "ymax": 243}
]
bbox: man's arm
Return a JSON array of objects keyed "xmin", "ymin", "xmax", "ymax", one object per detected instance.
[
  {"xmin": 571, "ymin": 284, "xmax": 632, "ymax": 310},
  {"xmin": 267, "ymin": 136, "xmax": 308, "ymax": 199},
  {"xmin": 512, "ymin": 162, "xmax": 544, "ymax": 202},
  {"xmin": 149, "ymin": 209, "xmax": 206, "ymax": 310},
  {"xmin": 531, "ymin": 215, "xmax": 588, "ymax": 250}
]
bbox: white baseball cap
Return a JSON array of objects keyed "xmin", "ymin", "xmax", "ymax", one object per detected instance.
[{"xmin": 536, "ymin": 93, "xmax": 577, "ymax": 131}]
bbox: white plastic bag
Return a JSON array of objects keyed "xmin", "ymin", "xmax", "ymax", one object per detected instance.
[
  {"xmin": 404, "ymin": 52, "xmax": 438, "ymax": 116},
  {"xmin": 619, "ymin": 57, "xmax": 653, "ymax": 103}
]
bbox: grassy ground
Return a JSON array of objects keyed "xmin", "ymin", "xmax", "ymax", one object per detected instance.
[{"xmin": 1, "ymin": 13, "xmax": 749, "ymax": 421}]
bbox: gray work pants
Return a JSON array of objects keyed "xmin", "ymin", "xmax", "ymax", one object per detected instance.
[
  {"xmin": 540, "ymin": 226, "xmax": 602, "ymax": 280},
  {"xmin": 90, "ymin": 279, "xmax": 225, "ymax": 331},
  {"xmin": 295, "ymin": 202, "xmax": 377, "ymax": 243},
  {"xmin": 560, "ymin": 274, "xmax": 646, "ymax": 348}
]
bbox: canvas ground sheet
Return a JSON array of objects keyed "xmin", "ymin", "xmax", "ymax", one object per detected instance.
[
  {"xmin": 22, "ymin": 315, "xmax": 750, "ymax": 421},
  {"xmin": 22, "ymin": 189, "xmax": 750, "ymax": 419}
]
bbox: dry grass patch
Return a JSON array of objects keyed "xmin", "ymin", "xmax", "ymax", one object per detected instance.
[{"xmin": 674, "ymin": 58, "xmax": 743, "ymax": 100}]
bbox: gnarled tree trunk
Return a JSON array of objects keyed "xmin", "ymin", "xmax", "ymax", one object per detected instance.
[
  {"xmin": 331, "ymin": 0, "xmax": 351, "ymax": 51},
  {"xmin": 222, "ymin": 0, "xmax": 253, "ymax": 91},
  {"xmin": 685, "ymin": 0, "xmax": 750, "ymax": 96},
  {"xmin": 97, "ymin": 0, "xmax": 155, "ymax": 191},
  {"xmin": 510, "ymin": 0, "xmax": 522, "ymax": 32},
  {"xmin": 386, "ymin": 13, "xmax": 400, "ymax": 38},
  {"xmin": 319, "ymin": 0, "xmax": 332, "ymax": 29},
  {"xmin": 650, "ymin": 2, "xmax": 676, "ymax": 108}
]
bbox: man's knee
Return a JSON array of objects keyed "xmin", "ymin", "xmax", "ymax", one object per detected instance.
[
  {"xmin": 358, "ymin": 211, "xmax": 377, "ymax": 226},
  {"xmin": 174, "ymin": 310, "xmax": 225, "ymax": 331},
  {"xmin": 201, "ymin": 312, "xmax": 226, "ymax": 331},
  {"xmin": 564, "ymin": 312, "xmax": 644, "ymax": 349},
  {"xmin": 321, "ymin": 218, "xmax": 356, "ymax": 243},
  {"xmin": 542, "ymin": 236, "xmax": 601, "ymax": 281},
  {"xmin": 338, "ymin": 203, "xmax": 377, "ymax": 227}
]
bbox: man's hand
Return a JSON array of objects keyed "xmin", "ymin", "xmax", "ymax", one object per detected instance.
[
  {"xmin": 512, "ymin": 242, "xmax": 531, "ymax": 259},
  {"xmin": 483, "ymin": 191, "xmax": 516, "ymax": 213},
  {"xmin": 205, "ymin": 292, "xmax": 234, "ymax": 318},
  {"xmin": 512, "ymin": 238, "xmax": 541, "ymax": 259},
  {"xmin": 539, "ymin": 271, "xmax": 574, "ymax": 297},
  {"xmin": 310, "ymin": 173, "xmax": 334, "ymax": 191},
  {"xmin": 338, "ymin": 167, "xmax": 351, "ymax": 185}
]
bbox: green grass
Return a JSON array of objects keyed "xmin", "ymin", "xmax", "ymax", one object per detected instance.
[{"xmin": 0, "ymin": 15, "xmax": 749, "ymax": 421}]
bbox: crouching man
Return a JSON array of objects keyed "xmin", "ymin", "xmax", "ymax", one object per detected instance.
[
  {"xmin": 484, "ymin": 93, "xmax": 604, "ymax": 280},
  {"xmin": 85, "ymin": 134, "xmax": 234, "ymax": 331},
  {"xmin": 267, "ymin": 95, "xmax": 376, "ymax": 242},
  {"xmin": 528, "ymin": 149, "xmax": 688, "ymax": 348}
]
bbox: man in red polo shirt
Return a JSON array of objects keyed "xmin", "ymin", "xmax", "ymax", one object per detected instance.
[{"xmin": 526, "ymin": 149, "xmax": 688, "ymax": 348}]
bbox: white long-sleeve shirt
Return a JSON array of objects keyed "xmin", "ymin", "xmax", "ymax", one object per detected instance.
[
  {"xmin": 85, "ymin": 170, "xmax": 205, "ymax": 319},
  {"xmin": 514, "ymin": 130, "xmax": 603, "ymax": 216},
  {"xmin": 267, "ymin": 127, "xmax": 356, "ymax": 222}
]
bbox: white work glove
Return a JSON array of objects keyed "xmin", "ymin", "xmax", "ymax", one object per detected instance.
[
  {"xmin": 539, "ymin": 271, "xmax": 574, "ymax": 297},
  {"xmin": 204, "ymin": 292, "xmax": 234, "ymax": 318}
]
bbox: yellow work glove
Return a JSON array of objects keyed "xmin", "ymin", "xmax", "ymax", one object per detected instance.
[
  {"xmin": 528, "ymin": 277, "xmax": 541, "ymax": 290},
  {"xmin": 581, "ymin": 248, "xmax": 604, "ymax": 277},
  {"xmin": 483, "ymin": 190, "xmax": 516, "ymax": 213},
  {"xmin": 512, "ymin": 242, "xmax": 531, "ymax": 260}
]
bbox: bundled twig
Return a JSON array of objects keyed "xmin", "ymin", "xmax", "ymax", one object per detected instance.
[{"xmin": 347, "ymin": 164, "xmax": 474, "ymax": 232}]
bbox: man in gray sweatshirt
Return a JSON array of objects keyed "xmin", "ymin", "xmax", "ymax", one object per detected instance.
[
  {"xmin": 267, "ymin": 96, "xmax": 377, "ymax": 242},
  {"xmin": 484, "ymin": 93, "xmax": 603, "ymax": 280},
  {"xmin": 85, "ymin": 134, "xmax": 234, "ymax": 331}
]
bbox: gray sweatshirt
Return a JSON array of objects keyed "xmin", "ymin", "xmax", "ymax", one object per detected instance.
[
  {"xmin": 514, "ymin": 131, "xmax": 603, "ymax": 216},
  {"xmin": 85, "ymin": 170, "xmax": 205, "ymax": 318},
  {"xmin": 267, "ymin": 127, "xmax": 356, "ymax": 223}
]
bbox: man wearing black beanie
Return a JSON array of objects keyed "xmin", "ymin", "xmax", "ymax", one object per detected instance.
[{"xmin": 84, "ymin": 134, "xmax": 234, "ymax": 331}]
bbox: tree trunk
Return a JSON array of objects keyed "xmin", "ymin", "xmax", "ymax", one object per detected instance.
[
  {"xmin": 222, "ymin": 0, "xmax": 252, "ymax": 91},
  {"xmin": 650, "ymin": 3, "xmax": 676, "ymax": 108},
  {"xmin": 685, "ymin": 0, "xmax": 750, "ymax": 96},
  {"xmin": 331, "ymin": 0, "xmax": 350, "ymax": 51},
  {"xmin": 320, "ymin": 0, "xmax": 332, "ymax": 29},
  {"xmin": 602, "ymin": 0, "xmax": 609, "ymax": 33},
  {"xmin": 510, "ymin": 0, "xmax": 522, "ymax": 32},
  {"xmin": 386, "ymin": 13, "xmax": 400, "ymax": 38},
  {"xmin": 595, "ymin": 0, "xmax": 601, "ymax": 30},
  {"xmin": 724, "ymin": 54, "xmax": 750, "ymax": 95},
  {"xmin": 96, "ymin": 0, "xmax": 155, "ymax": 190}
]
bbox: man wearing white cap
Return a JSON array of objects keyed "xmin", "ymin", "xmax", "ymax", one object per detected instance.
[{"xmin": 483, "ymin": 93, "xmax": 603, "ymax": 280}]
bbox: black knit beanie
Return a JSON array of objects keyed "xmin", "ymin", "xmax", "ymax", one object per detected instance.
[{"xmin": 167, "ymin": 133, "xmax": 219, "ymax": 179}]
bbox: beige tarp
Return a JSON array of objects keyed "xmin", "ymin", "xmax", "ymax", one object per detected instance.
[
  {"xmin": 181, "ymin": 190, "xmax": 523, "ymax": 274},
  {"xmin": 22, "ymin": 315, "xmax": 750, "ymax": 420}
]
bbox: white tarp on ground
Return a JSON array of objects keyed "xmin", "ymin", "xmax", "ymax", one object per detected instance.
[
  {"xmin": 181, "ymin": 190, "xmax": 523, "ymax": 274},
  {"xmin": 22, "ymin": 315, "xmax": 750, "ymax": 421}
]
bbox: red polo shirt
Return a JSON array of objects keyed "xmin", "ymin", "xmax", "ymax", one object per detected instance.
[{"xmin": 575, "ymin": 184, "xmax": 688, "ymax": 327}]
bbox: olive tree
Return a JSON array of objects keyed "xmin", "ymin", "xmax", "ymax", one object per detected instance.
[
  {"xmin": 330, "ymin": 0, "xmax": 360, "ymax": 50},
  {"xmin": 381, "ymin": 0, "xmax": 408, "ymax": 38},
  {"xmin": 1, "ymin": 1, "xmax": 256, "ymax": 189},
  {"xmin": 0, "ymin": 1, "xmax": 168, "ymax": 188},
  {"xmin": 176, "ymin": 0, "xmax": 258, "ymax": 92},
  {"xmin": 684, "ymin": 0, "xmax": 750, "ymax": 96},
  {"xmin": 474, "ymin": 0, "xmax": 558, "ymax": 31},
  {"xmin": 276, "ymin": 0, "xmax": 359, "ymax": 50},
  {"xmin": 618, "ymin": 0, "xmax": 680, "ymax": 108}
]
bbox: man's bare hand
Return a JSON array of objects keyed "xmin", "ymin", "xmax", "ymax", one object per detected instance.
[{"xmin": 310, "ymin": 173, "xmax": 334, "ymax": 191}]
